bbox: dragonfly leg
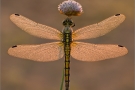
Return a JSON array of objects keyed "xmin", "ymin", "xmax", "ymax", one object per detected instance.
[{"xmin": 71, "ymin": 23, "xmax": 75, "ymax": 27}]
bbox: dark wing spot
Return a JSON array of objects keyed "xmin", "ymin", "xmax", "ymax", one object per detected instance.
[
  {"xmin": 15, "ymin": 14, "xmax": 20, "ymax": 16},
  {"xmin": 115, "ymin": 14, "xmax": 120, "ymax": 16},
  {"xmin": 12, "ymin": 45, "xmax": 17, "ymax": 48},
  {"xmin": 118, "ymin": 45, "xmax": 124, "ymax": 47}
]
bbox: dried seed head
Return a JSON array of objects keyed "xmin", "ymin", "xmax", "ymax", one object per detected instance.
[{"xmin": 58, "ymin": 0, "xmax": 83, "ymax": 16}]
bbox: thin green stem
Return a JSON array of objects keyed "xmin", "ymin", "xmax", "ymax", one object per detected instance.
[{"xmin": 60, "ymin": 67, "xmax": 65, "ymax": 90}]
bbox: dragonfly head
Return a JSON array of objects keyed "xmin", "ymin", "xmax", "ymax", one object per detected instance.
[{"xmin": 62, "ymin": 18, "xmax": 75, "ymax": 27}]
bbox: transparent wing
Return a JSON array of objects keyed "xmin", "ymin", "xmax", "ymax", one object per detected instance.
[
  {"xmin": 71, "ymin": 42, "xmax": 128, "ymax": 61},
  {"xmin": 8, "ymin": 42, "xmax": 64, "ymax": 62},
  {"xmin": 72, "ymin": 14, "xmax": 125, "ymax": 40},
  {"xmin": 10, "ymin": 14, "xmax": 62, "ymax": 40}
]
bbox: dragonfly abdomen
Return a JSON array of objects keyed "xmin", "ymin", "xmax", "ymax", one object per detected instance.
[
  {"xmin": 65, "ymin": 50, "xmax": 70, "ymax": 90},
  {"xmin": 64, "ymin": 33, "xmax": 72, "ymax": 90}
]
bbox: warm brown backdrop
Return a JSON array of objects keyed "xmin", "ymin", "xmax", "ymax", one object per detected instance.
[{"xmin": 2, "ymin": 0, "xmax": 134, "ymax": 90}]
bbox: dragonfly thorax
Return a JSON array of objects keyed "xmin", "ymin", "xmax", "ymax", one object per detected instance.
[{"xmin": 62, "ymin": 18, "xmax": 73, "ymax": 43}]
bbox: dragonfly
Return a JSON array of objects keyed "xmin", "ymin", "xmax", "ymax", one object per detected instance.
[{"xmin": 8, "ymin": 13, "xmax": 128, "ymax": 90}]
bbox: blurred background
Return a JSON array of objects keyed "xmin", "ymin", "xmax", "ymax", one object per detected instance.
[{"xmin": 1, "ymin": 0, "xmax": 134, "ymax": 90}]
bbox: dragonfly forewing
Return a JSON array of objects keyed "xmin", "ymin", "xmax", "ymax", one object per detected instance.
[
  {"xmin": 72, "ymin": 14, "xmax": 125, "ymax": 40},
  {"xmin": 10, "ymin": 14, "xmax": 62, "ymax": 40},
  {"xmin": 71, "ymin": 42, "xmax": 128, "ymax": 61},
  {"xmin": 8, "ymin": 42, "xmax": 64, "ymax": 62}
]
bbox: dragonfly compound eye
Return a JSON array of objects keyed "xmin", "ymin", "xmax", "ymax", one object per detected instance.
[{"xmin": 62, "ymin": 18, "xmax": 74, "ymax": 26}]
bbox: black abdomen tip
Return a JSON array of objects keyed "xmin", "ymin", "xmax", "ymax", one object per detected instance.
[
  {"xmin": 15, "ymin": 14, "xmax": 20, "ymax": 16},
  {"xmin": 12, "ymin": 45, "xmax": 17, "ymax": 48},
  {"xmin": 115, "ymin": 14, "xmax": 120, "ymax": 16}
]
